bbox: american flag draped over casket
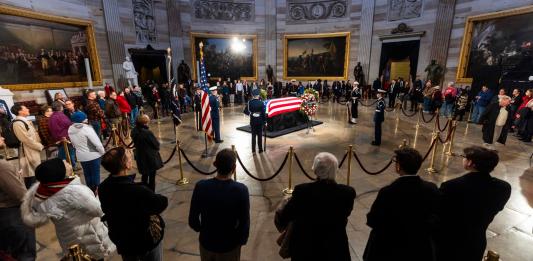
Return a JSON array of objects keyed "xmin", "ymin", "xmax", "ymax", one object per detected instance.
[{"xmin": 264, "ymin": 97, "xmax": 302, "ymax": 118}]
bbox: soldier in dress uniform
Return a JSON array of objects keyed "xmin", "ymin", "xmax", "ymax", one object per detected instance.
[
  {"xmin": 372, "ymin": 89, "xmax": 387, "ymax": 146},
  {"xmin": 349, "ymin": 81, "xmax": 362, "ymax": 124},
  {"xmin": 193, "ymin": 86, "xmax": 202, "ymax": 131},
  {"xmin": 209, "ymin": 86, "xmax": 223, "ymax": 143},
  {"xmin": 244, "ymin": 89, "xmax": 266, "ymax": 153}
]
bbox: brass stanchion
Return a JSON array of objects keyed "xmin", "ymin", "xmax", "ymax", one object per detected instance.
[
  {"xmin": 416, "ymin": 104, "xmax": 422, "ymax": 130},
  {"xmin": 426, "ymin": 132, "xmax": 439, "ymax": 174},
  {"xmin": 62, "ymin": 140, "xmax": 73, "ymax": 166},
  {"xmin": 232, "ymin": 145, "xmax": 237, "ymax": 181},
  {"xmin": 176, "ymin": 141, "xmax": 189, "ymax": 186},
  {"xmin": 67, "ymin": 244, "xmax": 92, "ymax": 261},
  {"xmin": 346, "ymin": 145, "xmax": 352, "ymax": 186},
  {"xmin": 432, "ymin": 109, "xmax": 439, "ymax": 133},
  {"xmin": 446, "ymin": 121, "xmax": 458, "ymax": 156},
  {"xmin": 112, "ymin": 124, "xmax": 119, "ymax": 147},
  {"xmin": 155, "ymin": 103, "xmax": 161, "ymax": 125},
  {"xmin": 398, "ymin": 139, "xmax": 408, "ymax": 149},
  {"xmin": 467, "ymin": 101, "xmax": 474, "ymax": 122},
  {"xmin": 283, "ymin": 146, "xmax": 294, "ymax": 195}
]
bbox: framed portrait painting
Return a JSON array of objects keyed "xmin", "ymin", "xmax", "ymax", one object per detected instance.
[
  {"xmin": 283, "ymin": 32, "xmax": 350, "ymax": 81},
  {"xmin": 456, "ymin": 6, "xmax": 533, "ymax": 83},
  {"xmin": 0, "ymin": 5, "xmax": 102, "ymax": 90},
  {"xmin": 191, "ymin": 33, "xmax": 258, "ymax": 81}
]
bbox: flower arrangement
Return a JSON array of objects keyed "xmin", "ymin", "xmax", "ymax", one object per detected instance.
[{"xmin": 300, "ymin": 89, "xmax": 319, "ymax": 116}]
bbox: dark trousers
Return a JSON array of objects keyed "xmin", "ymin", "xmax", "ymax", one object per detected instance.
[
  {"xmin": 80, "ymin": 157, "xmax": 101, "ymax": 192},
  {"xmin": 212, "ymin": 117, "xmax": 221, "ymax": 142},
  {"xmin": 141, "ymin": 170, "xmax": 156, "ymax": 191},
  {"xmin": 388, "ymin": 93, "xmax": 397, "ymax": 108},
  {"xmin": 374, "ymin": 121, "xmax": 382, "ymax": 145},
  {"xmin": 0, "ymin": 207, "xmax": 36, "ymax": 261},
  {"xmin": 251, "ymin": 124, "xmax": 263, "ymax": 151}
]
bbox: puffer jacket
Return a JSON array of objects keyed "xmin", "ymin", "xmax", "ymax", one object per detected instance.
[
  {"xmin": 20, "ymin": 177, "xmax": 116, "ymax": 259},
  {"xmin": 68, "ymin": 123, "xmax": 105, "ymax": 162}
]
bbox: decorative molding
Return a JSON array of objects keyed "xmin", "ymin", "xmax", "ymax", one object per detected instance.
[
  {"xmin": 388, "ymin": 0, "xmax": 423, "ymax": 21},
  {"xmin": 378, "ymin": 31, "xmax": 426, "ymax": 41},
  {"xmin": 391, "ymin": 23, "xmax": 413, "ymax": 34},
  {"xmin": 133, "ymin": 0, "xmax": 157, "ymax": 43},
  {"xmin": 287, "ymin": 0, "xmax": 347, "ymax": 21},
  {"xmin": 193, "ymin": 0, "xmax": 254, "ymax": 22}
]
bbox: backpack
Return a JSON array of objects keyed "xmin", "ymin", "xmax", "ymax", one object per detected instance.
[{"xmin": 2, "ymin": 119, "xmax": 29, "ymax": 148}]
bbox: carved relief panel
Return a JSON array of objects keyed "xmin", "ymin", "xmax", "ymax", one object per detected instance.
[
  {"xmin": 388, "ymin": 0, "xmax": 423, "ymax": 21},
  {"xmin": 193, "ymin": 0, "xmax": 254, "ymax": 22},
  {"xmin": 133, "ymin": 0, "xmax": 156, "ymax": 43},
  {"xmin": 287, "ymin": 0, "xmax": 348, "ymax": 22}
]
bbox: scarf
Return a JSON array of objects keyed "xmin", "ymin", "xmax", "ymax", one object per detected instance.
[{"xmin": 35, "ymin": 178, "xmax": 74, "ymax": 200}]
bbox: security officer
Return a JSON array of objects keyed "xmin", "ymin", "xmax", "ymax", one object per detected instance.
[
  {"xmin": 244, "ymin": 89, "xmax": 266, "ymax": 153},
  {"xmin": 349, "ymin": 81, "xmax": 361, "ymax": 124},
  {"xmin": 372, "ymin": 89, "xmax": 386, "ymax": 146},
  {"xmin": 209, "ymin": 86, "xmax": 223, "ymax": 143}
]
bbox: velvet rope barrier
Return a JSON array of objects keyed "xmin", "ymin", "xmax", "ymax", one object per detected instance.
[
  {"xmin": 436, "ymin": 125, "xmax": 456, "ymax": 144},
  {"xmin": 358, "ymin": 99, "xmax": 379, "ymax": 107},
  {"xmin": 234, "ymin": 150, "xmax": 289, "ymax": 181},
  {"xmin": 115, "ymin": 129, "xmax": 135, "ymax": 149},
  {"xmin": 400, "ymin": 104, "xmax": 418, "ymax": 117},
  {"xmin": 293, "ymin": 152, "xmax": 317, "ymax": 181},
  {"xmin": 352, "ymin": 151, "xmax": 393, "ymax": 175},
  {"xmin": 338, "ymin": 151, "xmax": 348, "ymax": 169},
  {"xmin": 420, "ymin": 110, "xmax": 437, "ymax": 123},
  {"xmin": 436, "ymin": 116, "xmax": 450, "ymax": 132},
  {"xmin": 103, "ymin": 134, "xmax": 114, "ymax": 149},
  {"xmin": 422, "ymin": 138, "xmax": 438, "ymax": 161},
  {"xmin": 162, "ymin": 145, "xmax": 178, "ymax": 165},
  {"xmin": 178, "ymin": 148, "xmax": 217, "ymax": 175}
]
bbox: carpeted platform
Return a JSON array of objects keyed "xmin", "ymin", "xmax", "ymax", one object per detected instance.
[{"xmin": 236, "ymin": 120, "xmax": 323, "ymax": 138}]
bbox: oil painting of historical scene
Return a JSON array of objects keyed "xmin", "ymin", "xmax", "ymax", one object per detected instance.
[
  {"xmin": 388, "ymin": 0, "xmax": 423, "ymax": 21},
  {"xmin": 285, "ymin": 33, "xmax": 349, "ymax": 79},
  {"xmin": 192, "ymin": 34, "xmax": 256, "ymax": 80},
  {"xmin": 466, "ymin": 11, "xmax": 533, "ymax": 80},
  {"xmin": 0, "ymin": 13, "xmax": 94, "ymax": 86}
]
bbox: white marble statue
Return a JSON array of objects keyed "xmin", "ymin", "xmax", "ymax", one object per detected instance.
[{"xmin": 123, "ymin": 56, "xmax": 138, "ymax": 87}]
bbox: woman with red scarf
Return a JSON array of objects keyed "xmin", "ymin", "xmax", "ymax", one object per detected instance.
[{"xmin": 20, "ymin": 158, "xmax": 115, "ymax": 260}]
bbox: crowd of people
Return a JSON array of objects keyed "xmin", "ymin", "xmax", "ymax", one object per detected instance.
[{"xmin": 0, "ymin": 73, "xmax": 533, "ymax": 260}]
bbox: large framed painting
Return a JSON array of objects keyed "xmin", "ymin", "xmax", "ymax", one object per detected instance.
[
  {"xmin": 456, "ymin": 6, "xmax": 533, "ymax": 83},
  {"xmin": 191, "ymin": 33, "xmax": 257, "ymax": 81},
  {"xmin": 0, "ymin": 5, "xmax": 102, "ymax": 90},
  {"xmin": 283, "ymin": 32, "xmax": 350, "ymax": 81}
]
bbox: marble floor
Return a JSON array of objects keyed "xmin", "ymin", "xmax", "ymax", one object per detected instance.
[{"xmin": 32, "ymin": 100, "xmax": 533, "ymax": 261}]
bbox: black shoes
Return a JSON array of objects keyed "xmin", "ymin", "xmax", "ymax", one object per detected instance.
[
  {"xmin": 371, "ymin": 141, "xmax": 380, "ymax": 146},
  {"xmin": 215, "ymin": 140, "xmax": 224, "ymax": 143}
]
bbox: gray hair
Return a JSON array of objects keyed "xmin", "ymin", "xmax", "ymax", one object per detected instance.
[
  {"xmin": 312, "ymin": 152, "xmax": 338, "ymax": 180},
  {"xmin": 51, "ymin": 101, "xmax": 63, "ymax": 112}
]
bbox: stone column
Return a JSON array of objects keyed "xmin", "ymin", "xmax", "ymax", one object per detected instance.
[
  {"xmin": 357, "ymin": 0, "xmax": 375, "ymax": 81},
  {"xmin": 265, "ymin": 0, "xmax": 277, "ymax": 81},
  {"xmin": 167, "ymin": 0, "xmax": 183, "ymax": 82},
  {"xmin": 102, "ymin": 0, "xmax": 127, "ymax": 88},
  {"xmin": 430, "ymin": 0, "xmax": 457, "ymax": 67}
]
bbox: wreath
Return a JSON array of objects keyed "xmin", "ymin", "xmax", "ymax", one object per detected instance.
[{"xmin": 300, "ymin": 89, "xmax": 319, "ymax": 116}]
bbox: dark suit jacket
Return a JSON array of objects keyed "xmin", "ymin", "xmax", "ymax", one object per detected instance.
[
  {"xmin": 363, "ymin": 176, "xmax": 439, "ymax": 261},
  {"xmin": 275, "ymin": 180, "xmax": 356, "ymax": 261},
  {"xmin": 437, "ymin": 172, "xmax": 511, "ymax": 261}
]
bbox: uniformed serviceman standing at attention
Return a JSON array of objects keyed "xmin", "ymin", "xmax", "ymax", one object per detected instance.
[
  {"xmin": 349, "ymin": 81, "xmax": 362, "ymax": 124},
  {"xmin": 209, "ymin": 86, "xmax": 223, "ymax": 143},
  {"xmin": 372, "ymin": 89, "xmax": 386, "ymax": 146},
  {"xmin": 244, "ymin": 89, "xmax": 266, "ymax": 153}
]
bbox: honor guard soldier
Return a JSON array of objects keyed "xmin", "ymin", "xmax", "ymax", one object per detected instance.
[
  {"xmin": 349, "ymin": 81, "xmax": 362, "ymax": 124},
  {"xmin": 193, "ymin": 85, "xmax": 202, "ymax": 131},
  {"xmin": 209, "ymin": 86, "xmax": 223, "ymax": 143},
  {"xmin": 372, "ymin": 89, "xmax": 387, "ymax": 146},
  {"xmin": 244, "ymin": 89, "xmax": 266, "ymax": 153}
]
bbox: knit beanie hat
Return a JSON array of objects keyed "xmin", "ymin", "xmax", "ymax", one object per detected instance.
[
  {"xmin": 71, "ymin": 111, "xmax": 87, "ymax": 123},
  {"xmin": 35, "ymin": 158, "xmax": 66, "ymax": 184}
]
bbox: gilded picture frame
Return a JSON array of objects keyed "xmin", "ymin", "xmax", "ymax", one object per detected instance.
[
  {"xmin": 283, "ymin": 32, "xmax": 350, "ymax": 81},
  {"xmin": 456, "ymin": 5, "xmax": 533, "ymax": 83},
  {"xmin": 0, "ymin": 5, "xmax": 102, "ymax": 90},
  {"xmin": 190, "ymin": 32, "xmax": 258, "ymax": 81}
]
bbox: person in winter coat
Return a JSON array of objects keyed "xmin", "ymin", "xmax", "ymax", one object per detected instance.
[
  {"xmin": 470, "ymin": 85, "xmax": 493, "ymax": 124},
  {"xmin": 0, "ymin": 136, "xmax": 36, "ymax": 260},
  {"xmin": 131, "ymin": 115, "xmax": 163, "ymax": 191},
  {"xmin": 11, "ymin": 104, "xmax": 43, "ymax": 188},
  {"xmin": 125, "ymin": 87, "xmax": 139, "ymax": 127},
  {"xmin": 99, "ymin": 147, "xmax": 168, "ymax": 261},
  {"xmin": 275, "ymin": 152, "xmax": 355, "ymax": 261},
  {"xmin": 480, "ymin": 96, "xmax": 512, "ymax": 145},
  {"xmin": 104, "ymin": 91, "xmax": 122, "ymax": 128},
  {"xmin": 68, "ymin": 112, "xmax": 105, "ymax": 192},
  {"xmin": 49, "ymin": 102, "xmax": 75, "ymax": 167},
  {"xmin": 20, "ymin": 158, "xmax": 115, "ymax": 260},
  {"xmin": 452, "ymin": 91, "xmax": 469, "ymax": 121}
]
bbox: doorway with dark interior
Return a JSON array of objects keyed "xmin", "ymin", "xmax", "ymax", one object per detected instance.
[
  {"xmin": 379, "ymin": 40, "xmax": 420, "ymax": 90},
  {"xmin": 128, "ymin": 45, "xmax": 169, "ymax": 86}
]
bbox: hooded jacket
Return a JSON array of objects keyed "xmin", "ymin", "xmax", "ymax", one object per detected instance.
[
  {"xmin": 68, "ymin": 123, "xmax": 105, "ymax": 162},
  {"xmin": 20, "ymin": 177, "xmax": 116, "ymax": 259}
]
